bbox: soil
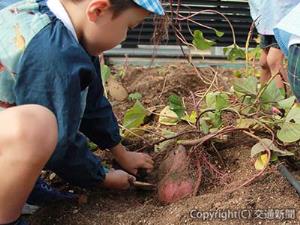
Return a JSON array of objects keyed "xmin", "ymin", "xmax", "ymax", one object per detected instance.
[{"xmin": 29, "ymin": 64, "xmax": 300, "ymax": 225}]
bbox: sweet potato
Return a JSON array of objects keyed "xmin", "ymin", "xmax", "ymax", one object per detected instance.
[
  {"xmin": 157, "ymin": 145, "xmax": 195, "ymax": 204},
  {"xmin": 158, "ymin": 178, "xmax": 193, "ymax": 204},
  {"xmin": 158, "ymin": 145, "xmax": 189, "ymax": 179}
]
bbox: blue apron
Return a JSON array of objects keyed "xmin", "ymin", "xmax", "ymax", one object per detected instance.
[{"xmin": 274, "ymin": 3, "xmax": 300, "ymax": 56}]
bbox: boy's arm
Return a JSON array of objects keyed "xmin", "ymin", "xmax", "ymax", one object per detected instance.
[
  {"xmin": 79, "ymin": 93, "xmax": 121, "ymax": 149},
  {"xmin": 14, "ymin": 32, "xmax": 107, "ymax": 187},
  {"xmin": 79, "ymin": 57, "xmax": 122, "ymax": 149},
  {"xmin": 78, "ymin": 59, "xmax": 154, "ymax": 175}
]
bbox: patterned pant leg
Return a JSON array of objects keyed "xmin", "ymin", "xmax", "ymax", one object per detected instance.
[{"xmin": 288, "ymin": 44, "xmax": 300, "ymax": 101}]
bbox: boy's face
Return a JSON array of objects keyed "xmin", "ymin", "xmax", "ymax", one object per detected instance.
[{"xmin": 82, "ymin": 1, "xmax": 150, "ymax": 56}]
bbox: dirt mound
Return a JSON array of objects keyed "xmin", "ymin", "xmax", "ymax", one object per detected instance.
[{"xmin": 111, "ymin": 64, "xmax": 216, "ymax": 120}]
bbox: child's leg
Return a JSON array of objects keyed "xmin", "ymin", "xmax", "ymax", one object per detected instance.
[
  {"xmin": 259, "ymin": 49, "xmax": 271, "ymax": 85},
  {"xmin": 266, "ymin": 47, "xmax": 286, "ymax": 88},
  {"xmin": 0, "ymin": 105, "xmax": 57, "ymax": 224}
]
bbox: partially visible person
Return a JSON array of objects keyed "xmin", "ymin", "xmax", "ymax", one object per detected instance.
[
  {"xmin": 0, "ymin": 105, "xmax": 58, "ymax": 225},
  {"xmin": 248, "ymin": 0, "xmax": 300, "ymax": 90},
  {"xmin": 274, "ymin": 3, "xmax": 300, "ymax": 101}
]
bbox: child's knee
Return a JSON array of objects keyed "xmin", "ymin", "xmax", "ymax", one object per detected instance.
[
  {"xmin": 267, "ymin": 49, "xmax": 284, "ymax": 73},
  {"xmin": 25, "ymin": 105, "xmax": 58, "ymax": 150},
  {"xmin": 267, "ymin": 57, "xmax": 282, "ymax": 72},
  {"xmin": 0, "ymin": 105, "xmax": 58, "ymax": 157}
]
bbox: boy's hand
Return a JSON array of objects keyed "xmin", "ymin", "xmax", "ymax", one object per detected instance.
[
  {"xmin": 103, "ymin": 169, "xmax": 136, "ymax": 190},
  {"xmin": 110, "ymin": 144, "xmax": 154, "ymax": 175}
]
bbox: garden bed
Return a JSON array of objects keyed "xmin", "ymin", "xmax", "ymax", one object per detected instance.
[{"xmin": 30, "ymin": 64, "xmax": 300, "ymax": 225}]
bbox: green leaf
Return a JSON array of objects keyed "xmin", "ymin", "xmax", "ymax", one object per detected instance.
[
  {"xmin": 233, "ymin": 70, "xmax": 243, "ymax": 78},
  {"xmin": 236, "ymin": 118, "xmax": 257, "ymax": 129},
  {"xmin": 215, "ymin": 29, "xmax": 224, "ymax": 37},
  {"xmin": 261, "ymin": 103, "xmax": 272, "ymax": 112},
  {"xmin": 101, "ymin": 64, "xmax": 111, "ymax": 98},
  {"xmin": 168, "ymin": 94, "xmax": 185, "ymax": 118},
  {"xmin": 209, "ymin": 111, "xmax": 222, "ymax": 128},
  {"xmin": 162, "ymin": 129, "xmax": 177, "ymax": 138},
  {"xmin": 206, "ymin": 92, "xmax": 229, "ymax": 110},
  {"xmin": 210, "ymin": 127, "xmax": 219, "ymax": 133},
  {"xmin": 128, "ymin": 92, "xmax": 142, "ymax": 101},
  {"xmin": 251, "ymin": 141, "xmax": 266, "ymax": 158},
  {"xmin": 101, "ymin": 64, "xmax": 111, "ymax": 83},
  {"xmin": 205, "ymin": 111, "xmax": 221, "ymax": 129},
  {"xmin": 182, "ymin": 111, "xmax": 197, "ymax": 124},
  {"xmin": 260, "ymin": 80, "xmax": 285, "ymax": 103},
  {"xmin": 216, "ymin": 94, "xmax": 229, "ymax": 110},
  {"xmin": 199, "ymin": 119, "xmax": 210, "ymax": 134},
  {"xmin": 123, "ymin": 101, "xmax": 148, "ymax": 129},
  {"xmin": 233, "ymin": 76, "xmax": 258, "ymax": 96},
  {"xmin": 247, "ymin": 46, "xmax": 261, "ymax": 61},
  {"xmin": 277, "ymin": 105, "xmax": 300, "ymax": 143},
  {"xmin": 270, "ymin": 153, "xmax": 279, "ymax": 162},
  {"xmin": 277, "ymin": 122, "xmax": 300, "ymax": 143},
  {"xmin": 159, "ymin": 106, "xmax": 179, "ymax": 126},
  {"xmin": 193, "ymin": 30, "xmax": 216, "ymax": 50},
  {"xmin": 223, "ymin": 44, "xmax": 246, "ymax": 61},
  {"xmin": 285, "ymin": 104, "xmax": 300, "ymax": 123},
  {"xmin": 206, "ymin": 93, "xmax": 215, "ymax": 108},
  {"xmin": 278, "ymin": 96, "xmax": 296, "ymax": 111},
  {"xmin": 251, "ymin": 138, "xmax": 294, "ymax": 158},
  {"xmin": 243, "ymin": 95, "xmax": 255, "ymax": 105},
  {"xmin": 154, "ymin": 130, "xmax": 176, "ymax": 153},
  {"xmin": 239, "ymin": 95, "xmax": 255, "ymax": 114},
  {"xmin": 274, "ymin": 149, "xmax": 294, "ymax": 157},
  {"xmin": 87, "ymin": 141, "xmax": 98, "ymax": 151}
]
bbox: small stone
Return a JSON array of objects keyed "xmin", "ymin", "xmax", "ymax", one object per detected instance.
[
  {"xmin": 144, "ymin": 99, "xmax": 151, "ymax": 104},
  {"xmin": 49, "ymin": 173, "xmax": 56, "ymax": 180}
]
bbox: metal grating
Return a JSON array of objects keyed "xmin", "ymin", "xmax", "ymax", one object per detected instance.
[{"xmin": 122, "ymin": 0, "xmax": 256, "ymax": 48}]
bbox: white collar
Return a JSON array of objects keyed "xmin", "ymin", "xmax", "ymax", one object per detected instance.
[{"xmin": 47, "ymin": 0, "xmax": 78, "ymax": 42}]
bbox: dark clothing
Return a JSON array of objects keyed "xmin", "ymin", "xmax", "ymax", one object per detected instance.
[
  {"xmin": 259, "ymin": 35, "xmax": 280, "ymax": 49},
  {"xmin": 0, "ymin": 0, "xmax": 121, "ymax": 187}
]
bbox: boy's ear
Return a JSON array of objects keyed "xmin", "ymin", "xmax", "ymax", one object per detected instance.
[{"xmin": 86, "ymin": 0, "xmax": 111, "ymax": 22}]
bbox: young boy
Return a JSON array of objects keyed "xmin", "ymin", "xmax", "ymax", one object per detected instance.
[
  {"xmin": 0, "ymin": 0, "xmax": 164, "ymax": 224},
  {"xmin": 274, "ymin": 3, "xmax": 300, "ymax": 101},
  {"xmin": 248, "ymin": 0, "xmax": 299, "ymax": 90}
]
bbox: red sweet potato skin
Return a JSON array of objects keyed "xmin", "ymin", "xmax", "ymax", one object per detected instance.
[
  {"xmin": 157, "ymin": 145, "xmax": 194, "ymax": 204},
  {"xmin": 158, "ymin": 145, "xmax": 188, "ymax": 178},
  {"xmin": 158, "ymin": 179, "xmax": 193, "ymax": 204}
]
